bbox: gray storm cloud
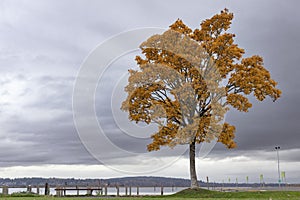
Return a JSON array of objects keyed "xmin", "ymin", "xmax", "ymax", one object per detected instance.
[{"xmin": 0, "ymin": 0, "xmax": 299, "ymax": 181}]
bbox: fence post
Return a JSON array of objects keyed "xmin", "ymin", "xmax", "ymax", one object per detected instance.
[
  {"xmin": 129, "ymin": 186, "xmax": 131, "ymax": 196},
  {"xmin": 104, "ymin": 186, "xmax": 107, "ymax": 196},
  {"xmin": 3, "ymin": 186, "xmax": 9, "ymax": 195},
  {"xmin": 137, "ymin": 186, "xmax": 139, "ymax": 196},
  {"xmin": 27, "ymin": 185, "xmax": 32, "ymax": 193},
  {"xmin": 63, "ymin": 186, "xmax": 66, "ymax": 196},
  {"xmin": 161, "ymin": 186, "xmax": 164, "ymax": 195},
  {"xmin": 207, "ymin": 176, "xmax": 209, "ymax": 190},
  {"xmin": 60, "ymin": 187, "xmax": 63, "ymax": 196},
  {"xmin": 87, "ymin": 187, "xmax": 92, "ymax": 196},
  {"xmin": 116, "ymin": 186, "xmax": 119, "ymax": 197},
  {"xmin": 56, "ymin": 187, "xmax": 59, "ymax": 197},
  {"xmin": 76, "ymin": 185, "xmax": 79, "ymax": 196},
  {"xmin": 36, "ymin": 186, "xmax": 40, "ymax": 194},
  {"xmin": 125, "ymin": 187, "xmax": 128, "ymax": 196},
  {"xmin": 44, "ymin": 183, "xmax": 50, "ymax": 195}
]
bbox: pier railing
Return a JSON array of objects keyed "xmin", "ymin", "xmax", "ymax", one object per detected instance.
[{"xmin": 1, "ymin": 185, "xmax": 174, "ymax": 196}]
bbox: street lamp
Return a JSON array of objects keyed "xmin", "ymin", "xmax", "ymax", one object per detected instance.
[{"xmin": 275, "ymin": 146, "xmax": 281, "ymax": 187}]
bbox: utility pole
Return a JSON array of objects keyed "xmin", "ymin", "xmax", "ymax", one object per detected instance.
[{"xmin": 275, "ymin": 146, "xmax": 281, "ymax": 187}]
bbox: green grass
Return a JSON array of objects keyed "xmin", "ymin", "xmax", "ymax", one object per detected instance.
[
  {"xmin": 168, "ymin": 188, "xmax": 300, "ymax": 199},
  {"xmin": 1, "ymin": 188, "xmax": 300, "ymax": 200}
]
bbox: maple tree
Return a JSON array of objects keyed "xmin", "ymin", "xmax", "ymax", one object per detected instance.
[{"xmin": 121, "ymin": 9, "xmax": 281, "ymax": 188}]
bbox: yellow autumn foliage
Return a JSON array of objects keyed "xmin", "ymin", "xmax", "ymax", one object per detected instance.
[{"xmin": 121, "ymin": 9, "xmax": 281, "ymax": 152}]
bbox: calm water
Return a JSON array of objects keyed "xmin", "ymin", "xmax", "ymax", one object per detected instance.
[{"xmin": 3, "ymin": 187, "xmax": 188, "ymax": 195}]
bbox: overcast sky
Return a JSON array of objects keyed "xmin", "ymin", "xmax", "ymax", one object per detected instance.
[{"xmin": 0, "ymin": 0, "xmax": 299, "ymax": 183}]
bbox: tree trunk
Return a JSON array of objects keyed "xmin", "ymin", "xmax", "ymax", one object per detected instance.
[{"xmin": 189, "ymin": 141, "xmax": 199, "ymax": 188}]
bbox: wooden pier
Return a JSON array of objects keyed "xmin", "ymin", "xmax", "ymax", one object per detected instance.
[
  {"xmin": 1, "ymin": 185, "xmax": 171, "ymax": 196},
  {"xmin": 54, "ymin": 186, "xmax": 167, "ymax": 196}
]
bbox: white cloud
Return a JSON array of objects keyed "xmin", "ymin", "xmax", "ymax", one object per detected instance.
[{"xmin": 1, "ymin": 155, "xmax": 299, "ymax": 183}]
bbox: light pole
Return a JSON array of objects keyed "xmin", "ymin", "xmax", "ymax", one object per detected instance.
[{"xmin": 275, "ymin": 146, "xmax": 281, "ymax": 187}]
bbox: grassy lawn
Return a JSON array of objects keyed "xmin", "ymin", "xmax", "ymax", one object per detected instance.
[
  {"xmin": 1, "ymin": 188, "xmax": 300, "ymax": 199},
  {"xmin": 169, "ymin": 188, "xmax": 300, "ymax": 199}
]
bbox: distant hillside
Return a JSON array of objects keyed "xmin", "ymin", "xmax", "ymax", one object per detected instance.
[
  {"xmin": 0, "ymin": 176, "xmax": 292, "ymax": 187},
  {"xmin": 0, "ymin": 176, "xmax": 198, "ymax": 187}
]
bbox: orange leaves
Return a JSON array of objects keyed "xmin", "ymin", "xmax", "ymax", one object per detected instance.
[
  {"xmin": 122, "ymin": 9, "xmax": 281, "ymax": 152},
  {"xmin": 135, "ymin": 56, "xmax": 148, "ymax": 65},
  {"xmin": 227, "ymin": 93, "xmax": 252, "ymax": 112},
  {"xmin": 190, "ymin": 10, "xmax": 244, "ymax": 79},
  {"xmin": 169, "ymin": 19, "xmax": 192, "ymax": 35},
  {"xmin": 218, "ymin": 123, "xmax": 237, "ymax": 149},
  {"xmin": 193, "ymin": 9, "xmax": 233, "ymax": 42},
  {"xmin": 228, "ymin": 55, "xmax": 281, "ymax": 102},
  {"xmin": 147, "ymin": 123, "xmax": 179, "ymax": 151}
]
